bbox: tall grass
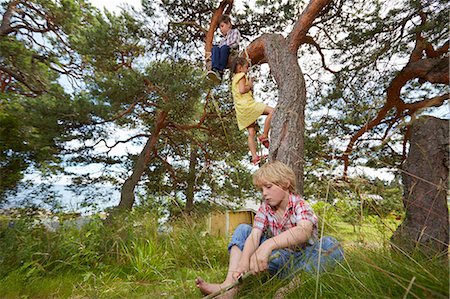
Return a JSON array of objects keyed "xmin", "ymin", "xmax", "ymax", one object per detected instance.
[{"xmin": 0, "ymin": 208, "xmax": 448, "ymax": 298}]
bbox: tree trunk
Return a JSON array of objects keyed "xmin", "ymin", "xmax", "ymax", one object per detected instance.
[
  {"xmin": 391, "ymin": 116, "xmax": 449, "ymax": 256},
  {"xmin": 118, "ymin": 111, "xmax": 168, "ymax": 210},
  {"xmin": 184, "ymin": 144, "xmax": 197, "ymax": 214},
  {"xmin": 264, "ymin": 34, "xmax": 307, "ymax": 194}
]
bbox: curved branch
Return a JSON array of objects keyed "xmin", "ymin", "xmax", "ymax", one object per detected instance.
[
  {"xmin": 87, "ymin": 134, "xmax": 151, "ymax": 153},
  {"xmin": 388, "ymin": 57, "xmax": 449, "ymax": 107},
  {"xmin": 243, "ymin": 0, "xmax": 333, "ymax": 66},
  {"xmin": 0, "ymin": 66, "xmax": 45, "ymax": 95},
  {"xmin": 304, "ymin": 35, "xmax": 337, "ymax": 73},
  {"xmin": 287, "ymin": 0, "xmax": 333, "ymax": 53},
  {"xmin": 405, "ymin": 93, "xmax": 449, "ymax": 115},
  {"xmin": 341, "ymin": 53, "xmax": 448, "ymax": 178}
]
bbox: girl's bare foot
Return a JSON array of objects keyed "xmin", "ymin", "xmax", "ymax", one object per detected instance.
[
  {"xmin": 258, "ymin": 136, "xmax": 270, "ymax": 148},
  {"xmin": 252, "ymin": 155, "xmax": 261, "ymax": 165}
]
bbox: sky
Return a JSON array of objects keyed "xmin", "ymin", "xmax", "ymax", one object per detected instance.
[{"xmin": 90, "ymin": 0, "xmax": 142, "ymax": 12}]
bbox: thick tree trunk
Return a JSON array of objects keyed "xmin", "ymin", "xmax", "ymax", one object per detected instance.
[
  {"xmin": 264, "ymin": 34, "xmax": 307, "ymax": 194},
  {"xmin": 184, "ymin": 144, "xmax": 197, "ymax": 213},
  {"xmin": 118, "ymin": 111, "xmax": 168, "ymax": 210},
  {"xmin": 391, "ymin": 116, "xmax": 449, "ymax": 256}
]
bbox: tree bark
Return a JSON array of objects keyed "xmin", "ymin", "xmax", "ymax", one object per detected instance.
[
  {"xmin": 391, "ymin": 116, "xmax": 449, "ymax": 256},
  {"xmin": 263, "ymin": 34, "xmax": 307, "ymax": 194}
]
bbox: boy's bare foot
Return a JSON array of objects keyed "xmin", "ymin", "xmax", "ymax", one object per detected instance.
[
  {"xmin": 195, "ymin": 277, "xmax": 238, "ymax": 298},
  {"xmin": 195, "ymin": 277, "xmax": 222, "ymax": 295}
]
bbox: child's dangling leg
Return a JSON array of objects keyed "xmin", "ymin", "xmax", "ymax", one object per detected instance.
[
  {"xmin": 258, "ymin": 106, "xmax": 274, "ymax": 149},
  {"xmin": 247, "ymin": 125, "xmax": 260, "ymax": 165}
]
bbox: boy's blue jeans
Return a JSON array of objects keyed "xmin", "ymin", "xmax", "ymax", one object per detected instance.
[
  {"xmin": 211, "ymin": 45, "xmax": 230, "ymax": 72},
  {"xmin": 228, "ymin": 224, "xmax": 344, "ymax": 279}
]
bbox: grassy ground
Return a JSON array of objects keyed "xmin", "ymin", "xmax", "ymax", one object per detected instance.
[{"xmin": 0, "ymin": 211, "xmax": 448, "ymax": 298}]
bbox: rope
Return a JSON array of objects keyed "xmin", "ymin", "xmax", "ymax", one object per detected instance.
[
  {"xmin": 210, "ymin": 92, "xmax": 231, "ymax": 149},
  {"xmin": 243, "ymin": 47, "xmax": 252, "ymax": 69}
]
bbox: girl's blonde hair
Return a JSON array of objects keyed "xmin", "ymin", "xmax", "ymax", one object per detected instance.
[{"xmin": 252, "ymin": 160, "xmax": 297, "ymax": 193}]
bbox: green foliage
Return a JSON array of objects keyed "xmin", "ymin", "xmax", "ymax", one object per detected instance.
[
  {"xmin": 311, "ymin": 201, "xmax": 339, "ymax": 233},
  {"xmin": 0, "ymin": 0, "xmax": 101, "ymax": 201},
  {"xmin": 74, "ymin": 9, "xmax": 146, "ymax": 72},
  {"xmin": 304, "ymin": 0, "xmax": 449, "ymax": 173},
  {"xmin": 0, "ymin": 92, "xmax": 77, "ymax": 200}
]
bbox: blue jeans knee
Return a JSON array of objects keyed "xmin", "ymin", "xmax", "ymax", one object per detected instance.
[
  {"xmin": 228, "ymin": 224, "xmax": 253, "ymax": 252},
  {"xmin": 300, "ymin": 236, "xmax": 344, "ymax": 274}
]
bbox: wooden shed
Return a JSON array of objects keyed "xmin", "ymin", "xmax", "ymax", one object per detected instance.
[
  {"xmin": 207, "ymin": 200, "xmax": 260, "ymax": 237},
  {"xmin": 208, "ymin": 209, "xmax": 255, "ymax": 237}
]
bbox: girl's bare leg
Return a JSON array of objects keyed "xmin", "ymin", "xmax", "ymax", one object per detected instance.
[
  {"xmin": 260, "ymin": 106, "xmax": 274, "ymax": 139},
  {"xmin": 247, "ymin": 125, "xmax": 258, "ymax": 161}
]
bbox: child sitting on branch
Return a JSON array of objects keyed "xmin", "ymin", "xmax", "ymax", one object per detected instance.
[
  {"xmin": 207, "ymin": 14, "xmax": 241, "ymax": 83},
  {"xmin": 196, "ymin": 161, "xmax": 344, "ymax": 298},
  {"xmin": 231, "ymin": 57, "xmax": 274, "ymax": 165}
]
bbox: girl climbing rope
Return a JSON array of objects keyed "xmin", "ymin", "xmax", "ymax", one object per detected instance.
[{"xmin": 231, "ymin": 57, "xmax": 274, "ymax": 165}]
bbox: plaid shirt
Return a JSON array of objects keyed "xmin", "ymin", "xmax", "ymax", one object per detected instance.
[
  {"xmin": 219, "ymin": 28, "xmax": 241, "ymax": 49},
  {"xmin": 253, "ymin": 194, "xmax": 318, "ymax": 249}
]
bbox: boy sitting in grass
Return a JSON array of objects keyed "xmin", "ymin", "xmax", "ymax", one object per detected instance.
[{"xmin": 196, "ymin": 161, "xmax": 344, "ymax": 298}]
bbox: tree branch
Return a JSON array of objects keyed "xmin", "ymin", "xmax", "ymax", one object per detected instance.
[
  {"xmin": 405, "ymin": 93, "xmax": 449, "ymax": 115},
  {"xmin": 304, "ymin": 35, "xmax": 337, "ymax": 73},
  {"xmin": 287, "ymin": 0, "xmax": 333, "ymax": 53},
  {"xmin": 0, "ymin": 66, "xmax": 45, "ymax": 95},
  {"xmin": 341, "ymin": 36, "xmax": 448, "ymax": 178}
]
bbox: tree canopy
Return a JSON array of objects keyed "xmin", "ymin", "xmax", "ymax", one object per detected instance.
[{"xmin": 0, "ymin": 0, "xmax": 448, "ymax": 216}]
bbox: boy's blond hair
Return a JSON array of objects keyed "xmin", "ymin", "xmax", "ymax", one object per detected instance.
[{"xmin": 253, "ymin": 161, "xmax": 297, "ymax": 193}]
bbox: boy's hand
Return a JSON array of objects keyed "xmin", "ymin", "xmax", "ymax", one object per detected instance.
[
  {"xmin": 233, "ymin": 264, "xmax": 249, "ymax": 281},
  {"xmin": 249, "ymin": 243, "xmax": 272, "ymax": 273}
]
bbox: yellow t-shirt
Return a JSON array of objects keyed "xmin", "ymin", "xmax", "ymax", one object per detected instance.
[{"xmin": 231, "ymin": 73, "xmax": 266, "ymax": 130}]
